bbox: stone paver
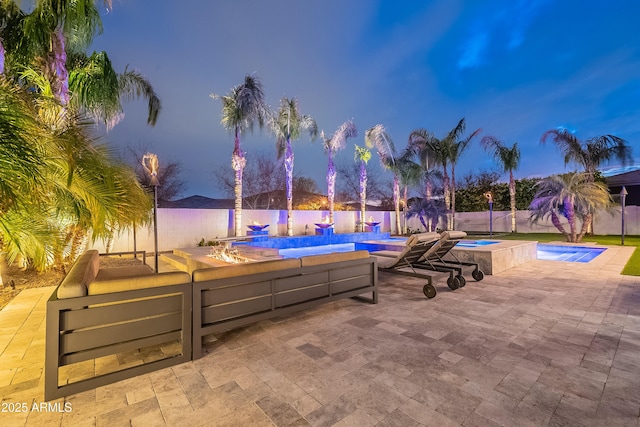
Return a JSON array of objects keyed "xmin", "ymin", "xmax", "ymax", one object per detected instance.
[{"xmin": 0, "ymin": 245, "xmax": 639, "ymax": 426}]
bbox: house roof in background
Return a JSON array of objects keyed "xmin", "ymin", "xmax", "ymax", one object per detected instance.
[{"xmin": 159, "ymin": 195, "xmax": 234, "ymax": 209}]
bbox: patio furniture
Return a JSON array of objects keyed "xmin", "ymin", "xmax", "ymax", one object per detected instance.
[
  {"xmin": 370, "ymin": 232, "xmax": 458, "ymax": 299},
  {"xmin": 415, "ymin": 230, "xmax": 485, "ymax": 286},
  {"xmin": 191, "ymin": 250, "xmax": 377, "ymax": 359},
  {"xmin": 45, "ymin": 250, "xmax": 192, "ymax": 401}
]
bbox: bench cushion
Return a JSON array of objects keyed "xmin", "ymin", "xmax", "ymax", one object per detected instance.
[
  {"xmin": 56, "ymin": 250, "xmax": 100, "ymax": 299},
  {"xmin": 300, "ymin": 250, "xmax": 370, "ymax": 267},
  {"xmin": 192, "ymin": 258, "xmax": 301, "ymax": 282},
  {"xmin": 88, "ymin": 271, "xmax": 191, "ymax": 295}
]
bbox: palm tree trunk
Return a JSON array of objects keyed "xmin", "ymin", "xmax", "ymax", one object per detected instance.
[
  {"xmin": 451, "ymin": 166, "xmax": 457, "ymax": 230},
  {"xmin": 0, "ymin": 39, "xmax": 5, "ymax": 74},
  {"xmin": 327, "ymin": 152, "xmax": 336, "ymax": 223},
  {"xmin": 359, "ymin": 161, "xmax": 367, "ymax": 232},
  {"xmin": 403, "ymin": 186, "xmax": 408, "ymax": 234},
  {"xmin": 393, "ymin": 175, "xmax": 400, "ymax": 235},
  {"xmin": 509, "ymin": 171, "xmax": 517, "ymax": 233},
  {"xmin": 550, "ymin": 212, "xmax": 569, "ymax": 241},
  {"xmin": 577, "ymin": 213, "xmax": 592, "ymax": 243},
  {"xmin": 285, "ymin": 139, "xmax": 294, "ymax": 236},
  {"xmin": 51, "ymin": 28, "xmax": 69, "ymax": 105},
  {"xmin": 564, "ymin": 196, "xmax": 577, "ymax": 242},
  {"xmin": 232, "ymin": 130, "xmax": 245, "ymax": 237}
]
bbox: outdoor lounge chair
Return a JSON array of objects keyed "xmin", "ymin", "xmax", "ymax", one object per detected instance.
[
  {"xmin": 371, "ymin": 232, "xmax": 461, "ymax": 299},
  {"xmin": 414, "ymin": 230, "xmax": 485, "ymax": 286}
]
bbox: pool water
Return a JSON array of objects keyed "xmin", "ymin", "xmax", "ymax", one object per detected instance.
[
  {"xmin": 279, "ymin": 243, "xmax": 355, "ymax": 258},
  {"xmin": 457, "ymin": 240, "xmax": 500, "ymax": 248},
  {"xmin": 537, "ymin": 244, "xmax": 606, "ymax": 263}
]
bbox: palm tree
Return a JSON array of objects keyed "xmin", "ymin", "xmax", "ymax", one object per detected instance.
[
  {"xmin": 273, "ymin": 97, "xmax": 318, "ymax": 236},
  {"xmin": 213, "ymin": 75, "xmax": 269, "ymax": 237},
  {"xmin": 366, "ymin": 125, "xmax": 400, "ymax": 234},
  {"xmin": 407, "ymin": 128, "xmax": 439, "ymax": 199},
  {"xmin": 446, "ymin": 118, "xmax": 481, "ymax": 229},
  {"xmin": 481, "ymin": 136, "xmax": 521, "ymax": 232},
  {"xmin": 322, "ymin": 120, "xmax": 357, "ymax": 223},
  {"xmin": 395, "ymin": 152, "xmax": 423, "ymax": 234},
  {"xmin": 541, "ymin": 129, "xmax": 632, "ymax": 180},
  {"xmin": 354, "ymin": 144, "xmax": 372, "ymax": 231},
  {"xmin": 529, "ymin": 173, "xmax": 612, "ymax": 243}
]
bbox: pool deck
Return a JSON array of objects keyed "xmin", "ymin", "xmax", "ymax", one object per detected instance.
[{"xmin": 1, "ymin": 245, "xmax": 639, "ymax": 426}]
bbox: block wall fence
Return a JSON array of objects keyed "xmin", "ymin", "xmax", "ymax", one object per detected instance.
[{"xmin": 88, "ymin": 206, "xmax": 640, "ymax": 254}]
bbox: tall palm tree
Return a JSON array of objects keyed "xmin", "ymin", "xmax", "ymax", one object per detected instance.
[
  {"xmin": 529, "ymin": 173, "xmax": 612, "ymax": 243},
  {"xmin": 366, "ymin": 125, "xmax": 399, "ymax": 234},
  {"xmin": 407, "ymin": 128, "xmax": 439, "ymax": 199},
  {"xmin": 481, "ymin": 136, "xmax": 521, "ymax": 232},
  {"xmin": 273, "ymin": 97, "xmax": 318, "ymax": 236},
  {"xmin": 395, "ymin": 152, "xmax": 423, "ymax": 234},
  {"xmin": 541, "ymin": 129, "xmax": 632, "ymax": 180},
  {"xmin": 213, "ymin": 75, "xmax": 269, "ymax": 237},
  {"xmin": 446, "ymin": 118, "xmax": 481, "ymax": 229},
  {"xmin": 354, "ymin": 145, "xmax": 372, "ymax": 231},
  {"xmin": 322, "ymin": 120, "xmax": 357, "ymax": 223}
]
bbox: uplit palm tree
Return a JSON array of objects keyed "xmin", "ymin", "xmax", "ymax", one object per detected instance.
[
  {"xmin": 213, "ymin": 74, "xmax": 269, "ymax": 237},
  {"xmin": 481, "ymin": 136, "xmax": 521, "ymax": 232},
  {"xmin": 322, "ymin": 120, "xmax": 357, "ymax": 223},
  {"xmin": 529, "ymin": 173, "xmax": 612, "ymax": 243},
  {"xmin": 273, "ymin": 97, "xmax": 318, "ymax": 236},
  {"xmin": 541, "ymin": 129, "xmax": 632, "ymax": 180},
  {"xmin": 446, "ymin": 118, "xmax": 481, "ymax": 229},
  {"xmin": 366, "ymin": 125, "xmax": 400, "ymax": 234},
  {"xmin": 354, "ymin": 144, "xmax": 372, "ymax": 232}
]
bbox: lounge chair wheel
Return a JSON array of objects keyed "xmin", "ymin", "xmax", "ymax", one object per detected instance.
[
  {"xmin": 456, "ymin": 274, "xmax": 466, "ymax": 287},
  {"xmin": 447, "ymin": 276, "xmax": 460, "ymax": 290},
  {"xmin": 423, "ymin": 284, "xmax": 436, "ymax": 299},
  {"xmin": 472, "ymin": 270, "xmax": 484, "ymax": 281}
]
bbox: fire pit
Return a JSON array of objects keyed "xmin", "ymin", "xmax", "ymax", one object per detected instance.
[
  {"xmin": 247, "ymin": 224, "xmax": 269, "ymax": 232},
  {"xmin": 315, "ymin": 217, "xmax": 335, "ymax": 236}
]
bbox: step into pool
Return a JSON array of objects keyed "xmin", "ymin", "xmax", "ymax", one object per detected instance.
[{"xmin": 536, "ymin": 244, "xmax": 606, "ymax": 263}]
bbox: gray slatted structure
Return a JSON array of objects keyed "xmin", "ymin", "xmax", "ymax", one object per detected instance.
[
  {"xmin": 192, "ymin": 257, "xmax": 378, "ymax": 359},
  {"xmin": 45, "ymin": 284, "xmax": 192, "ymax": 401}
]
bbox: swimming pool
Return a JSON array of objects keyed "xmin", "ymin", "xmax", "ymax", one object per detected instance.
[
  {"xmin": 279, "ymin": 243, "xmax": 355, "ymax": 258},
  {"xmin": 537, "ymin": 244, "xmax": 606, "ymax": 263},
  {"xmin": 456, "ymin": 240, "xmax": 500, "ymax": 248}
]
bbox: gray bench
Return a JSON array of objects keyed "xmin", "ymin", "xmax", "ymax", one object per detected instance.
[
  {"xmin": 192, "ymin": 250, "xmax": 378, "ymax": 359},
  {"xmin": 45, "ymin": 250, "xmax": 192, "ymax": 401}
]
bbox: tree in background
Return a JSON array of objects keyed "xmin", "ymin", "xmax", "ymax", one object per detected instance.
[
  {"xmin": 366, "ymin": 125, "xmax": 402, "ymax": 234},
  {"xmin": 541, "ymin": 129, "xmax": 632, "ymax": 180},
  {"xmin": 272, "ymin": 97, "xmax": 318, "ymax": 235},
  {"xmin": 407, "ymin": 128, "xmax": 439, "ymax": 199},
  {"xmin": 322, "ymin": 120, "xmax": 357, "ymax": 223},
  {"xmin": 446, "ymin": 118, "xmax": 481, "ymax": 229},
  {"xmin": 481, "ymin": 136, "xmax": 521, "ymax": 232},
  {"xmin": 212, "ymin": 74, "xmax": 270, "ymax": 236},
  {"xmin": 529, "ymin": 173, "xmax": 612, "ymax": 242}
]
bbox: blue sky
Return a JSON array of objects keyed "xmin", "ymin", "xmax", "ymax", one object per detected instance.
[{"xmin": 91, "ymin": 0, "xmax": 640, "ymax": 198}]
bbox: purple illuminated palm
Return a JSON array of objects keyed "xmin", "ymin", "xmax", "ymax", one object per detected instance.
[
  {"xmin": 322, "ymin": 120, "xmax": 357, "ymax": 223},
  {"xmin": 273, "ymin": 97, "xmax": 318, "ymax": 236}
]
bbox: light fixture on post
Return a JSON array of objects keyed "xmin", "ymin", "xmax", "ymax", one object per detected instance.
[
  {"xmin": 484, "ymin": 191, "xmax": 494, "ymax": 237},
  {"xmin": 142, "ymin": 153, "xmax": 160, "ymax": 272},
  {"xmin": 620, "ymin": 186, "xmax": 628, "ymax": 246}
]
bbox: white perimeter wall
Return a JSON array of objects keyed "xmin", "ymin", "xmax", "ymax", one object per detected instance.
[
  {"xmin": 90, "ymin": 209, "xmax": 395, "ymax": 253},
  {"xmin": 89, "ymin": 206, "xmax": 640, "ymax": 253}
]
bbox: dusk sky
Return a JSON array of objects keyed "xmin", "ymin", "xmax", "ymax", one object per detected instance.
[{"xmin": 90, "ymin": 0, "xmax": 640, "ymax": 199}]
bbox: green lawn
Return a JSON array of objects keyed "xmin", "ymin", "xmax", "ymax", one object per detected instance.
[{"xmin": 467, "ymin": 232, "xmax": 640, "ymax": 276}]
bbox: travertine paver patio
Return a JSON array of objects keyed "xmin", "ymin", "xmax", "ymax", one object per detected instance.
[{"xmin": 0, "ymin": 245, "xmax": 639, "ymax": 426}]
